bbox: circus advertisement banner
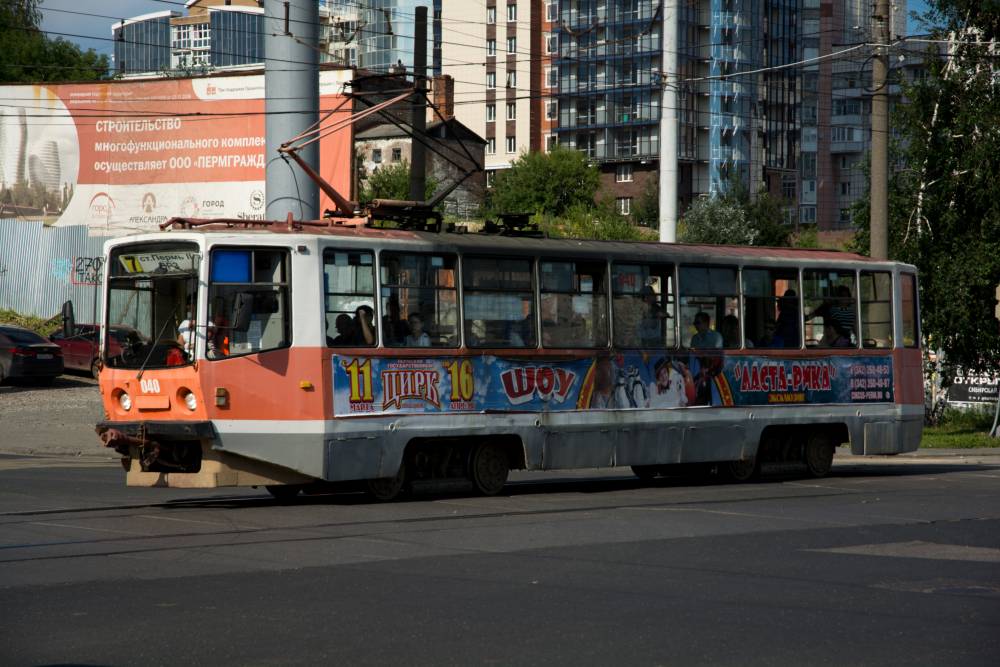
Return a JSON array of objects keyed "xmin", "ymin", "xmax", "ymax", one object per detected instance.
[
  {"xmin": 0, "ymin": 71, "xmax": 352, "ymax": 235},
  {"xmin": 331, "ymin": 354, "xmax": 895, "ymax": 416}
]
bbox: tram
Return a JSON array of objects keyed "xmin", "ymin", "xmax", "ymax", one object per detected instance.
[{"xmin": 93, "ymin": 217, "xmax": 922, "ymax": 499}]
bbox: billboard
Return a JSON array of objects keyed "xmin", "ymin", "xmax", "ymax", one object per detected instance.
[
  {"xmin": 332, "ymin": 353, "xmax": 895, "ymax": 417},
  {"xmin": 0, "ymin": 70, "xmax": 353, "ymax": 235}
]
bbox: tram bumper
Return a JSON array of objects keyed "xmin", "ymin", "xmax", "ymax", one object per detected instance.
[{"xmin": 95, "ymin": 420, "xmax": 312, "ymax": 489}]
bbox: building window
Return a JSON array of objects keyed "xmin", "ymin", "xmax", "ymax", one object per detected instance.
[
  {"xmin": 800, "ymin": 206, "xmax": 817, "ymax": 224},
  {"xmin": 486, "ymin": 71, "xmax": 496, "ymax": 89},
  {"xmin": 507, "ymin": 4, "xmax": 517, "ymax": 22},
  {"xmin": 372, "ymin": 148, "xmax": 382, "ymax": 164},
  {"xmin": 506, "ymin": 136, "xmax": 516, "ymax": 154},
  {"xmin": 545, "ymin": 32, "xmax": 557, "ymax": 54},
  {"xmin": 506, "ymin": 102, "xmax": 516, "ymax": 120},
  {"xmin": 487, "ymin": 7, "xmax": 496, "ymax": 23},
  {"xmin": 487, "ymin": 39, "xmax": 496, "ymax": 57},
  {"xmin": 840, "ymin": 181, "xmax": 850, "ymax": 196},
  {"xmin": 546, "ymin": 100, "xmax": 557, "ymax": 120},
  {"xmin": 546, "ymin": 67, "xmax": 557, "ymax": 88},
  {"xmin": 486, "ymin": 104, "xmax": 496, "ymax": 122},
  {"xmin": 546, "ymin": 2, "xmax": 557, "ymax": 21},
  {"xmin": 391, "ymin": 147, "xmax": 401, "ymax": 162},
  {"xmin": 507, "ymin": 36, "xmax": 516, "ymax": 53},
  {"xmin": 486, "ymin": 138, "xmax": 496, "ymax": 155},
  {"xmin": 616, "ymin": 164, "xmax": 633, "ymax": 183},
  {"xmin": 506, "ymin": 70, "xmax": 516, "ymax": 88},
  {"xmin": 485, "ymin": 170, "xmax": 496, "ymax": 188},
  {"xmin": 616, "ymin": 197, "xmax": 632, "ymax": 215},
  {"xmin": 546, "ymin": 134, "xmax": 557, "ymax": 151}
]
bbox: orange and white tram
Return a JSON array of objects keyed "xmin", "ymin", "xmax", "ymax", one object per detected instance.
[{"xmin": 94, "ymin": 218, "xmax": 923, "ymax": 499}]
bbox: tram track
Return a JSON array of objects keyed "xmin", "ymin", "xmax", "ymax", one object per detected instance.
[{"xmin": 0, "ymin": 485, "xmax": 864, "ymax": 564}]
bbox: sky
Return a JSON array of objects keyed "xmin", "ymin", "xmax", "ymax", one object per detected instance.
[{"xmin": 39, "ymin": 0, "xmax": 938, "ymax": 57}]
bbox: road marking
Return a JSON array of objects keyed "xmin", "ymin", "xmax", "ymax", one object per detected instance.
[
  {"xmin": 622, "ymin": 506, "xmax": 853, "ymax": 526},
  {"xmin": 134, "ymin": 514, "xmax": 236, "ymax": 527},
  {"xmin": 810, "ymin": 540, "xmax": 1000, "ymax": 563},
  {"xmin": 30, "ymin": 521, "xmax": 142, "ymax": 535},
  {"xmin": 0, "ymin": 458, "xmax": 114, "ymax": 471}
]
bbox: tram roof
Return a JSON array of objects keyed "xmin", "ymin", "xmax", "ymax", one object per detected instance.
[{"xmin": 136, "ymin": 218, "xmax": 908, "ymax": 268}]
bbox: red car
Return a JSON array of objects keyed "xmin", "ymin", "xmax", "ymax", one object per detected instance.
[
  {"xmin": 50, "ymin": 324, "xmax": 131, "ymax": 378},
  {"xmin": 0, "ymin": 324, "xmax": 64, "ymax": 385}
]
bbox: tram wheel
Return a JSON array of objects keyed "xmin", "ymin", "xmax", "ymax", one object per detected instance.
[
  {"xmin": 723, "ymin": 457, "xmax": 758, "ymax": 482},
  {"xmin": 266, "ymin": 484, "xmax": 303, "ymax": 501},
  {"xmin": 366, "ymin": 463, "xmax": 407, "ymax": 502},
  {"xmin": 631, "ymin": 465, "xmax": 661, "ymax": 482},
  {"xmin": 804, "ymin": 433, "xmax": 835, "ymax": 478},
  {"xmin": 469, "ymin": 443, "xmax": 509, "ymax": 496}
]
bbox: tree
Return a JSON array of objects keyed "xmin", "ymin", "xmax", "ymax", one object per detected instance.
[
  {"xmin": 851, "ymin": 0, "xmax": 1000, "ymax": 377},
  {"xmin": 487, "ymin": 145, "xmax": 600, "ymax": 217},
  {"xmin": 677, "ymin": 178, "xmax": 791, "ymax": 246},
  {"xmin": 1, "ymin": 1, "xmax": 109, "ymax": 83},
  {"xmin": 358, "ymin": 160, "xmax": 436, "ymax": 204},
  {"xmin": 539, "ymin": 200, "xmax": 656, "ymax": 242},
  {"xmin": 631, "ymin": 173, "xmax": 659, "ymax": 228}
]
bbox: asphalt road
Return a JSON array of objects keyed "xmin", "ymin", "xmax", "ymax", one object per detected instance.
[
  {"xmin": 1, "ymin": 455, "xmax": 998, "ymax": 666},
  {"xmin": 2, "ymin": 375, "xmax": 999, "ymax": 664}
]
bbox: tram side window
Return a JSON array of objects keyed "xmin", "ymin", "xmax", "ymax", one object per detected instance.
[
  {"xmin": 860, "ymin": 271, "xmax": 893, "ymax": 348},
  {"xmin": 679, "ymin": 265, "xmax": 738, "ymax": 349},
  {"xmin": 463, "ymin": 256, "xmax": 536, "ymax": 347},
  {"xmin": 901, "ymin": 273, "xmax": 919, "ymax": 347},
  {"xmin": 208, "ymin": 248, "xmax": 290, "ymax": 358},
  {"xmin": 540, "ymin": 260, "xmax": 609, "ymax": 348},
  {"xmin": 742, "ymin": 268, "xmax": 801, "ymax": 348},
  {"xmin": 380, "ymin": 252, "xmax": 458, "ymax": 347},
  {"xmin": 612, "ymin": 263, "xmax": 676, "ymax": 348},
  {"xmin": 803, "ymin": 270, "xmax": 857, "ymax": 348},
  {"xmin": 323, "ymin": 249, "xmax": 376, "ymax": 346}
]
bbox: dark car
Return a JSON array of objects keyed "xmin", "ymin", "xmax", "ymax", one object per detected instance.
[
  {"xmin": 50, "ymin": 324, "xmax": 131, "ymax": 378},
  {"xmin": 0, "ymin": 324, "xmax": 64, "ymax": 386}
]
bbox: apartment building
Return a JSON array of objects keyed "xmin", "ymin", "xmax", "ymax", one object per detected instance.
[
  {"xmin": 441, "ymin": 1, "xmax": 554, "ymax": 187},
  {"xmin": 805, "ymin": 0, "xmax": 908, "ymax": 230},
  {"xmin": 111, "ymin": 1, "xmax": 364, "ymax": 76}
]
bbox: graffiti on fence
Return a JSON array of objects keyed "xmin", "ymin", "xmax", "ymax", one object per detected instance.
[{"xmin": 72, "ymin": 256, "xmax": 104, "ymax": 285}]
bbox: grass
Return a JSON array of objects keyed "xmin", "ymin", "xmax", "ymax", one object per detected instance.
[
  {"xmin": 0, "ymin": 309, "xmax": 61, "ymax": 336},
  {"xmin": 922, "ymin": 406, "xmax": 1000, "ymax": 448}
]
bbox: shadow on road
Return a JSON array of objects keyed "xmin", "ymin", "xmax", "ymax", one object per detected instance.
[{"xmin": 0, "ymin": 375, "xmax": 97, "ymax": 394}]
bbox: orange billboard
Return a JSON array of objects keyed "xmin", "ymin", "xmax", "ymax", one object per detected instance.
[{"xmin": 0, "ymin": 70, "xmax": 353, "ymax": 234}]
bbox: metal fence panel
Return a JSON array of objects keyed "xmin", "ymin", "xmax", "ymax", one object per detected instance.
[{"xmin": 0, "ymin": 219, "xmax": 113, "ymax": 321}]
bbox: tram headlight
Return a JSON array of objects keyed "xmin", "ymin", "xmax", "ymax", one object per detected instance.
[
  {"xmin": 118, "ymin": 391, "xmax": 132, "ymax": 412},
  {"xmin": 183, "ymin": 391, "xmax": 198, "ymax": 411}
]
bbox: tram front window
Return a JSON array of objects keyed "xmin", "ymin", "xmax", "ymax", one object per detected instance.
[{"xmin": 105, "ymin": 243, "xmax": 201, "ymax": 370}]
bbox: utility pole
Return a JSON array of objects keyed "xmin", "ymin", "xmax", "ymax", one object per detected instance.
[
  {"xmin": 658, "ymin": 1, "xmax": 678, "ymax": 243},
  {"xmin": 409, "ymin": 6, "xmax": 428, "ymax": 202},
  {"xmin": 264, "ymin": 0, "xmax": 319, "ymax": 220},
  {"xmin": 870, "ymin": 0, "xmax": 890, "ymax": 260}
]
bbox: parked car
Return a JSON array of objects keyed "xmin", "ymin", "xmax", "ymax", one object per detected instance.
[
  {"xmin": 50, "ymin": 324, "xmax": 131, "ymax": 378},
  {"xmin": 0, "ymin": 324, "xmax": 64, "ymax": 385}
]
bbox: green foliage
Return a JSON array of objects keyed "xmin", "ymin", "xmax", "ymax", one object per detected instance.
[
  {"xmin": 0, "ymin": 1, "xmax": 109, "ymax": 82},
  {"xmin": 678, "ymin": 178, "xmax": 792, "ymax": 246},
  {"xmin": 922, "ymin": 406, "xmax": 999, "ymax": 448},
  {"xmin": 358, "ymin": 160, "xmax": 436, "ymax": 204},
  {"xmin": 791, "ymin": 227, "xmax": 820, "ymax": 249},
  {"xmin": 852, "ymin": 1, "xmax": 1000, "ymax": 377},
  {"xmin": 487, "ymin": 145, "xmax": 601, "ymax": 217},
  {"xmin": 0, "ymin": 309, "xmax": 59, "ymax": 336},
  {"xmin": 537, "ymin": 200, "xmax": 656, "ymax": 242},
  {"xmin": 631, "ymin": 174, "xmax": 659, "ymax": 228}
]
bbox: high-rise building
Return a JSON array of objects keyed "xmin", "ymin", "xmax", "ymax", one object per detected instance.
[
  {"xmin": 806, "ymin": 0, "xmax": 908, "ymax": 230},
  {"xmin": 358, "ymin": 1, "xmax": 443, "ymax": 75},
  {"xmin": 441, "ymin": 1, "xmax": 546, "ymax": 184},
  {"xmin": 113, "ymin": 1, "xmax": 264, "ymax": 76}
]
